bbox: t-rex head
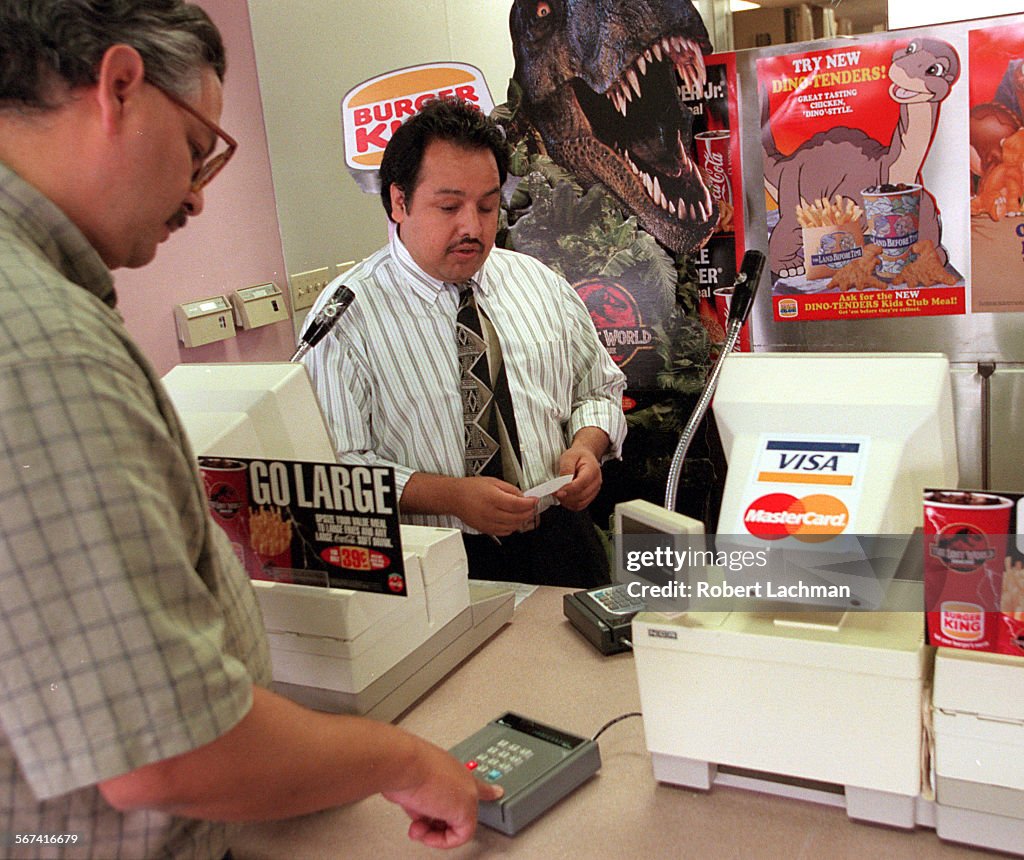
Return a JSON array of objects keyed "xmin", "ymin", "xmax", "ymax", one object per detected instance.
[{"xmin": 509, "ymin": 0, "xmax": 717, "ymax": 254}]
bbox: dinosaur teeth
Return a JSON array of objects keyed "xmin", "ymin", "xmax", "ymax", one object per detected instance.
[
  {"xmin": 607, "ymin": 88, "xmax": 628, "ymax": 117},
  {"xmin": 678, "ymin": 198, "xmax": 687, "ymax": 219},
  {"xmin": 637, "ymin": 55, "xmax": 647, "ymax": 76},
  {"xmin": 627, "ymin": 68, "xmax": 642, "ymax": 99},
  {"xmin": 652, "ymin": 41, "xmax": 663, "ymax": 62}
]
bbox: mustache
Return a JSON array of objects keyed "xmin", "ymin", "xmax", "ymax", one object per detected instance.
[
  {"xmin": 447, "ymin": 237, "xmax": 483, "ymax": 253},
  {"xmin": 168, "ymin": 208, "xmax": 189, "ymax": 231}
]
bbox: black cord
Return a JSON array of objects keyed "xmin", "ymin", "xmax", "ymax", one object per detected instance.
[{"xmin": 592, "ymin": 711, "xmax": 643, "ymax": 741}]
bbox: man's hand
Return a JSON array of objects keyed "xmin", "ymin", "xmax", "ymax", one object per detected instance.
[
  {"xmin": 400, "ymin": 473, "xmax": 537, "ymax": 534},
  {"xmin": 452, "ymin": 476, "xmax": 538, "ymax": 535},
  {"xmin": 383, "ymin": 742, "xmax": 503, "ymax": 848},
  {"xmin": 554, "ymin": 446, "xmax": 602, "ymax": 510},
  {"xmin": 554, "ymin": 427, "xmax": 611, "ymax": 511}
]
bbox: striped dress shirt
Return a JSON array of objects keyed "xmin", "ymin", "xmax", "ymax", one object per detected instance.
[{"xmin": 302, "ymin": 233, "xmax": 627, "ymax": 531}]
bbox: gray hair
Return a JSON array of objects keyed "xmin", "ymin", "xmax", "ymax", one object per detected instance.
[{"xmin": 0, "ymin": 0, "xmax": 225, "ymax": 111}]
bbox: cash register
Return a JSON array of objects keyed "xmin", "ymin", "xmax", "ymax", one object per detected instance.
[
  {"xmin": 632, "ymin": 352, "xmax": 960, "ymax": 827},
  {"xmin": 163, "ymin": 362, "xmax": 513, "ymax": 721}
]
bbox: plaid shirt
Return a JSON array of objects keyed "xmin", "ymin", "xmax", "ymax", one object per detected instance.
[{"xmin": 0, "ymin": 163, "xmax": 271, "ymax": 858}]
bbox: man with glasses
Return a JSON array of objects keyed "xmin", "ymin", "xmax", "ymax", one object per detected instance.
[{"xmin": 0, "ymin": 3, "xmax": 497, "ymax": 857}]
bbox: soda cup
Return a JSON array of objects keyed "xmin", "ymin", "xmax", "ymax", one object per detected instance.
[
  {"xmin": 924, "ymin": 490, "xmax": 1013, "ymax": 651},
  {"xmin": 199, "ymin": 457, "xmax": 253, "ymax": 573},
  {"xmin": 695, "ymin": 130, "xmax": 733, "ymax": 210},
  {"xmin": 861, "ymin": 183, "xmax": 922, "ymax": 276}
]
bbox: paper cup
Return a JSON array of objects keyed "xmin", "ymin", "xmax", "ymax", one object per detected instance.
[
  {"xmin": 199, "ymin": 457, "xmax": 252, "ymax": 571},
  {"xmin": 695, "ymin": 130, "xmax": 733, "ymax": 209},
  {"xmin": 861, "ymin": 183, "xmax": 922, "ymax": 276},
  {"xmin": 924, "ymin": 490, "xmax": 1012, "ymax": 650}
]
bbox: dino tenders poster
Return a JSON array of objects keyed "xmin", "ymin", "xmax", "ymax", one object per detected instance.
[
  {"xmin": 968, "ymin": 22, "xmax": 1024, "ymax": 313},
  {"xmin": 759, "ymin": 37, "xmax": 968, "ymax": 322}
]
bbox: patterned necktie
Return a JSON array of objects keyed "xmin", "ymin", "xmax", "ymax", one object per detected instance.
[{"xmin": 455, "ymin": 283, "xmax": 522, "ymax": 483}]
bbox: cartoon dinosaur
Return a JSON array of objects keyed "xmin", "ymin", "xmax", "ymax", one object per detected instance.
[
  {"xmin": 762, "ymin": 38, "xmax": 960, "ymax": 278},
  {"xmin": 505, "ymin": 0, "xmax": 717, "ymax": 255}
]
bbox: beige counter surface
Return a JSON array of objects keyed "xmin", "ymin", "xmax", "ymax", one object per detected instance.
[{"xmin": 232, "ymin": 587, "xmax": 994, "ymax": 859}]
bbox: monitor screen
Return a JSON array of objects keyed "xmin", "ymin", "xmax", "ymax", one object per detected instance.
[
  {"xmin": 613, "ymin": 499, "xmax": 705, "ymax": 610},
  {"xmin": 162, "ymin": 362, "xmax": 336, "ymax": 462}
]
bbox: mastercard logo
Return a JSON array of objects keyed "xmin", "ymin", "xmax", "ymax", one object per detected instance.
[{"xmin": 743, "ymin": 492, "xmax": 849, "ymax": 542}]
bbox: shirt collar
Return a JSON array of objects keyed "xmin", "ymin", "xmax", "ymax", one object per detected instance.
[
  {"xmin": 389, "ymin": 229, "xmax": 490, "ymax": 303},
  {"xmin": 0, "ymin": 161, "xmax": 116, "ymax": 308}
]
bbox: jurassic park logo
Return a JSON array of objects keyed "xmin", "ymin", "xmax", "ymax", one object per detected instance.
[
  {"xmin": 928, "ymin": 523, "xmax": 996, "ymax": 574},
  {"xmin": 574, "ymin": 278, "xmax": 655, "ymax": 369}
]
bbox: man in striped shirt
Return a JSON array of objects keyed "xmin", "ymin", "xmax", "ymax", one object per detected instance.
[{"xmin": 303, "ymin": 98, "xmax": 627, "ymax": 587}]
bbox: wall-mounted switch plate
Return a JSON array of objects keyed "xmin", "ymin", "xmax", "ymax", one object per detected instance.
[{"xmin": 289, "ymin": 267, "xmax": 332, "ymax": 312}]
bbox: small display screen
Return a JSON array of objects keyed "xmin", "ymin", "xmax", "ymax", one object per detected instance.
[
  {"xmin": 497, "ymin": 713, "xmax": 584, "ymax": 750},
  {"xmin": 617, "ymin": 515, "xmax": 676, "ymax": 587},
  {"xmin": 244, "ymin": 285, "xmax": 275, "ymax": 299}
]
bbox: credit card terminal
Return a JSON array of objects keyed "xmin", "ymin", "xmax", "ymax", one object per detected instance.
[
  {"xmin": 562, "ymin": 584, "xmax": 643, "ymax": 654},
  {"xmin": 449, "ymin": 712, "xmax": 601, "ymax": 835}
]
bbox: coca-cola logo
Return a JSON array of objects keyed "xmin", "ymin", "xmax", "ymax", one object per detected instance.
[
  {"xmin": 695, "ymin": 130, "xmax": 732, "ymax": 205},
  {"xmin": 703, "ymin": 151, "xmax": 727, "ymax": 198}
]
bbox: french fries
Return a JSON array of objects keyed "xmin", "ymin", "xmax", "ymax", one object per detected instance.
[
  {"xmin": 715, "ymin": 199, "xmax": 734, "ymax": 233},
  {"xmin": 250, "ymin": 506, "xmax": 292, "ymax": 557},
  {"xmin": 1004, "ymin": 556, "xmax": 1024, "ymax": 620},
  {"xmin": 795, "ymin": 194, "xmax": 863, "ymax": 228}
]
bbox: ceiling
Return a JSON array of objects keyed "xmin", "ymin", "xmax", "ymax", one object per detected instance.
[{"xmin": 741, "ymin": 0, "xmax": 888, "ymax": 33}]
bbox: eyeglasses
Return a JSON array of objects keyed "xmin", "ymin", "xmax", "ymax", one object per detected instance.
[{"xmin": 154, "ymin": 84, "xmax": 238, "ymax": 193}]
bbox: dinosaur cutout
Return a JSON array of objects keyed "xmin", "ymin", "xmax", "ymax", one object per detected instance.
[
  {"xmin": 970, "ymin": 59, "xmax": 1024, "ymax": 221},
  {"xmin": 762, "ymin": 38, "xmax": 960, "ymax": 279},
  {"xmin": 504, "ymin": 0, "xmax": 718, "ymax": 255}
]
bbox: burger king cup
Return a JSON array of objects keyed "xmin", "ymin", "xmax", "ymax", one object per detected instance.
[
  {"xmin": 199, "ymin": 457, "xmax": 254, "ymax": 574},
  {"xmin": 924, "ymin": 491, "xmax": 1013, "ymax": 651}
]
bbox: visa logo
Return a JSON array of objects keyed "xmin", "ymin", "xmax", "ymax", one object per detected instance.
[
  {"xmin": 777, "ymin": 453, "xmax": 840, "ymax": 472},
  {"xmin": 759, "ymin": 440, "xmax": 860, "ymax": 487}
]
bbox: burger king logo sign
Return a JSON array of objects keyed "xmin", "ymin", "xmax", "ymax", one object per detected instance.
[{"xmin": 341, "ymin": 63, "xmax": 494, "ymax": 193}]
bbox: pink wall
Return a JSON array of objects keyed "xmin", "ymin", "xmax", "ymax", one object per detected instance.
[{"xmin": 114, "ymin": 0, "xmax": 293, "ymax": 376}]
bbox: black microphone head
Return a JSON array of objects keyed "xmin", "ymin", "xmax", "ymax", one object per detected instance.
[
  {"xmin": 727, "ymin": 250, "xmax": 766, "ymax": 325},
  {"xmin": 299, "ymin": 284, "xmax": 355, "ymax": 352}
]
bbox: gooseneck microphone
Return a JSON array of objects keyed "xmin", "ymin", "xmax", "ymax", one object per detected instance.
[
  {"xmin": 289, "ymin": 285, "xmax": 356, "ymax": 363},
  {"xmin": 664, "ymin": 250, "xmax": 766, "ymax": 512}
]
